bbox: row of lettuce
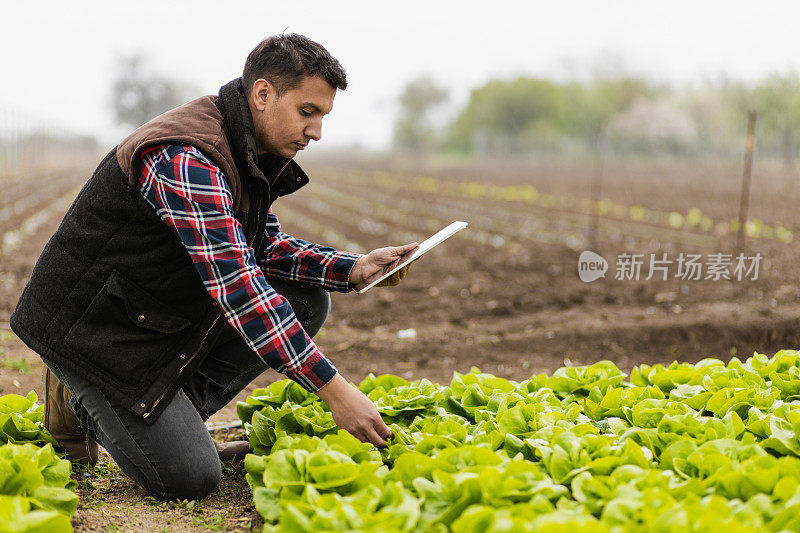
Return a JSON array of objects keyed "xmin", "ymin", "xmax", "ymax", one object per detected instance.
[
  {"xmin": 354, "ymin": 170, "xmax": 794, "ymax": 244},
  {"xmin": 0, "ymin": 391, "xmax": 78, "ymax": 533},
  {"xmin": 238, "ymin": 350, "xmax": 800, "ymax": 532}
]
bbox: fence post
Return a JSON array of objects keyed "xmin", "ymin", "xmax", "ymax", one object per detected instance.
[
  {"xmin": 737, "ymin": 111, "xmax": 756, "ymax": 254},
  {"xmin": 588, "ymin": 132, "xmax": 606, "ymax": 251}
]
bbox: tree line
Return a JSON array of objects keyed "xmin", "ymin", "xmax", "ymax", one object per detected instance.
[
  {"xmin": 394, "ymin": 72, "xmax": 800, "ymax": 167},
  {"xmin": 106, "ymin": 54, "xmax": 800, "ymax": 167}
]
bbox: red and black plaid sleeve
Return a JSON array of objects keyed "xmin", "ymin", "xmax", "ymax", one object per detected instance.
[
  {"xmin": 138, "ymin": 144, "xmax": 337, "ymax": 392},
  {"xmin": 258, "ymin": 212, "xmax": 360, "ymax": 291}
]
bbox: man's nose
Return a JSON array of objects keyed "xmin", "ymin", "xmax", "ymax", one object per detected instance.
[{"xmin": 305, "ymin": 119, "xmax": 322, "ymax": 141}]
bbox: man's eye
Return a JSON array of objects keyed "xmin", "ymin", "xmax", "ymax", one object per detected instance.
[{"xmin": 300, "ymin": 109, "xmax": 312, "ymax": 117}]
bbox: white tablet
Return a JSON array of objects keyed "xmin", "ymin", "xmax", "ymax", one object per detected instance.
[{"xmin": 355, "ymin": 221, "xmax": 468, "ymax": 294}]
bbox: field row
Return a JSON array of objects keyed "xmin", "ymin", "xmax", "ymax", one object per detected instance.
[
  {"xmin": 1, "ymin": 184, "xmax": 83, "ymax": 255},
  {"xmin": 323, "ymin": 169, "xmax": 794, "ymax": 245},
  {"xmin": 0, "ymin": 173, "xmax": 82, "ymax": 236},
  {"xmin": 282, "ymin": 173, "xmax": 734, "ymax": 258}
]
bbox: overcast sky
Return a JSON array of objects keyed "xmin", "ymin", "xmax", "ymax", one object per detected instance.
[{"xmin": 4, "ymin": 1, "xmax": 800, "ymax": 148}]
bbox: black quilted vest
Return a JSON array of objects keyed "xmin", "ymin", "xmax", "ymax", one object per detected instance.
[{"xmin": 10, "ymin": 78, "xmax": 309, "ymax": 422}]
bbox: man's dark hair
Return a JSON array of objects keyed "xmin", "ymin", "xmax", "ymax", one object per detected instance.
[{"xmin": 243, "ymin": 34, "xmax": 347, "ymax": 97}]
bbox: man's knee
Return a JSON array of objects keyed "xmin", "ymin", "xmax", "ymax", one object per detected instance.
[
  {"xmin": 175, "ymin": 462, "xmax": 221, "ymax": 501},
  {"xmin": 300, "ymin": 288, "xmax": 330, "ymax": 338},
  {"xmin": 143, "ymin": 434, "xmax": 222, "ymax": 501},
  {"xmin": 266, "ymin": 277, "xmax": 330, "ymax": 338},
  {"xmin": 151, "ymin": 454, "xmax": 222, "ymax": 501}
]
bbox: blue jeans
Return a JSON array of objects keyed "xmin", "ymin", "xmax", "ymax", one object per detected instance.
[{"xmin": 46, "ymin": 278, "xmax": 330, "ymax": 500}]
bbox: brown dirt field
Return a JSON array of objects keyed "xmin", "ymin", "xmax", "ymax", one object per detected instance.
[
  {"xmin": 1, "ymin": 153, "xmax": 799, "ymax": 531},
  {"xmin": 326, "ymin": 153, "xmax": 800, "ymax": 231}
]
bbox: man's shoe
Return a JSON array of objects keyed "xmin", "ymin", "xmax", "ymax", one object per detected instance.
[
  {"xmin": 214, "ymin": 440, "xmax": 250, "ymax": 462},
  {"xmin": 42, "ymin": 367, "xmax": 99, "ymax": 467}
]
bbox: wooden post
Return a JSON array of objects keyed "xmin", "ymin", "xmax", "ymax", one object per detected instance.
[
  {"xmin": 588, "ymin": 132, "xmax": 606, "ymax": 251},
  {"xmin": 737, "ymin": 111, "xmax": 756, "ymax": 254}
]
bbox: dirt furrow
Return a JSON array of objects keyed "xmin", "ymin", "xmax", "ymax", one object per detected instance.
[
  {"xmin": 272, "ymin": 202, "xmax": 368, "ymax": 253},
  {"xmin": 1, "ymin": 185, "xmax": 82, "ymax": 254},
  {"xmin": 0, "ymin": 173, "xmax": 84, "ymax": 235},
  {"xmin": 319, "ymin": 171, "xmax": 728, "ymax": 249}
]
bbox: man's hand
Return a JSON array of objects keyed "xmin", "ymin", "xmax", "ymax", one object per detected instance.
[
  {"xmin": 349, "ymin": 242, "xmax": 419, "ymax": 291},
  {"xmin": 315, "ymin": 373, "xmax": 392, "ymax": 447}
]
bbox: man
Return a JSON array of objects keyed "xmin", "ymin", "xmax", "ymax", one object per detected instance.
[{"xmin": 11, "ymin": 34, "xmax": 417, "ymax": 500}]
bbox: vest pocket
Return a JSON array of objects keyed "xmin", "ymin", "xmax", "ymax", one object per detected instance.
[{"xmin": 65, "ymin": 271, "xmax": 193, "ymax": 387}]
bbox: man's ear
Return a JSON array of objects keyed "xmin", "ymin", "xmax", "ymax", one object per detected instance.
[{"xmin": 250, "ymin": 79, "xmax": 274, "ymax": 112}]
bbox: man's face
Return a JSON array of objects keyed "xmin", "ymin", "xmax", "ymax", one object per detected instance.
[{"xmin": 249, "ymin": 75, "xmax": 336, "ymax": 158}]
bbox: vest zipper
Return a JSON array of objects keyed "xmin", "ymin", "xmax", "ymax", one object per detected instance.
[
  {"xmin": 142, "ymin": 313, "xmax": 222, "ymax": 419},
  {"xmin": 276, "ymin": 159, "xmax": 291, "ymax": 178},
  {"xmin": 248, "ymin": 189, "xmax": 263, "ymax": 247},
  {"xmin": 142, "ymin": 164, "xmax": 281, "ymax": 419}
]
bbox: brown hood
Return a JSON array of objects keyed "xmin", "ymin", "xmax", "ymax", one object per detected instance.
[{"xmin": 115, "ymin": 96, "xmax": 245, "ymax": 211}]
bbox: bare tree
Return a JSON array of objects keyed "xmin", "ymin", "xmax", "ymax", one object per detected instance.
[
  {"xmin": 393, "ymin": 75, "xmax": 449, "ymax": 153},
  {"xmin": 110, "ymin": 54, "xmax": 198, "ymax": 128}
]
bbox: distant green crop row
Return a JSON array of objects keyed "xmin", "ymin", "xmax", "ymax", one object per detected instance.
[
  {"xmin": 361, "ymin": 171, "xmax": 794, "ymax": 244},
  {"xmin": 239, "ymin": 351, "xmax": 800, "ymax": 532},
  {"xmin": 0, "ymin": 392, "xmax": 77, "ymax": 533}
]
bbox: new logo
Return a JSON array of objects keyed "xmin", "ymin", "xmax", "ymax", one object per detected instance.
[{"xmin": 578, "ymin": 251, "xmax": 608, "ymax": 282}]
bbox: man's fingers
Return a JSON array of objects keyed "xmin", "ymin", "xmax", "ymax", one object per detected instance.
[
  {"xmin": 346, "ymin": 416, "xmax": 391, "ymax": 448},
  {"xmin": 349, "ymin": 425, "xmax": 383, "ymax": 447},
  {"xmin": 377, "ymin": 421, "xmax": 393, "ymax": 440},
  {"xmin": 399, "ymin": 242, "xmax": 419, "ymax": 256},
  {"xmin": 389, "ymin": 243, "xmax": 418, "ymax": 260},
  {"xmin": 322, "ymin": 376, "xmax": 393, "ymax": 448},
  {"xmin": 364, "ymin": 426, "xmax": 388, "ymax": 448}
]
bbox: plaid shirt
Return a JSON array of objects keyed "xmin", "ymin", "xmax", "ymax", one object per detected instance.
[{"xmin": 138, "ymin": 144, "xmax": 360, "ymax": 392}]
